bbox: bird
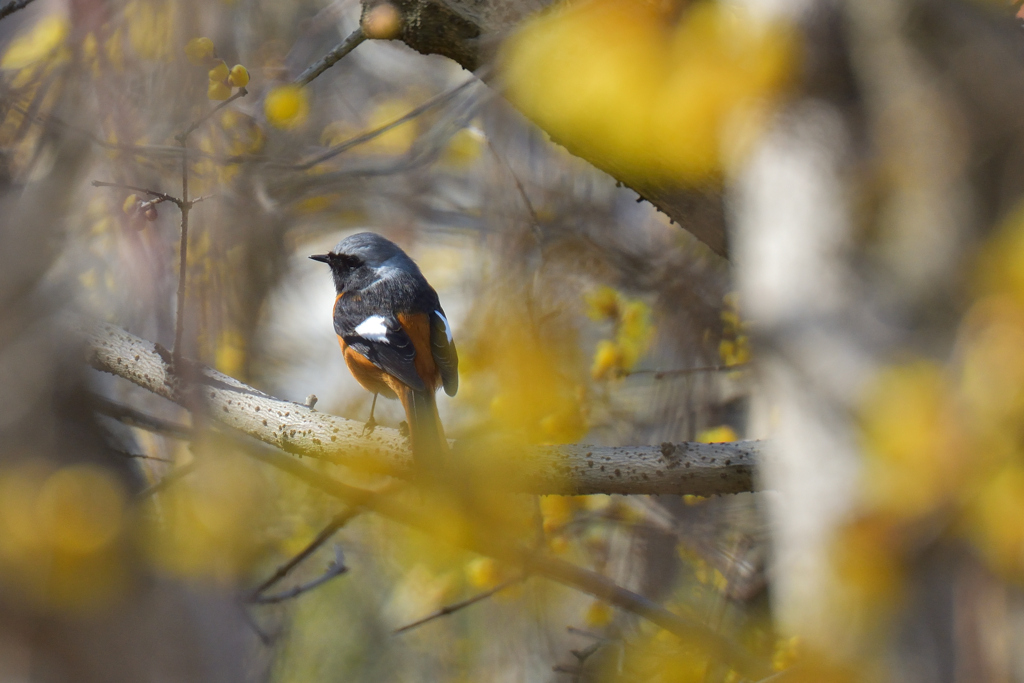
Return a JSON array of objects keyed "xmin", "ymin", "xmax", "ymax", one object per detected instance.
[{"xmin": 310, "ymin": 232, "xmax": 458, "ymax": 469}]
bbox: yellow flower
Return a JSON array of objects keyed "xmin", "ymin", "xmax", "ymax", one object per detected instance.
[
  {"xmin": 122, "ymin": 194, "xmax": 139, "ymax": 214},
  {"xmin": 696, "ymin": 425, "xmax": 737, "ymax": 443},
  {"xmin": 500, "ymin": 0, "xmax": 793, "ymax": 183},
  {"xmin": 207, "ymin": 59, "xmax": 228, "ymax": 82},
  {"xmin": 591, "ymin": 339, "xmax": 624, "ymax": 380},
  {"xmin": 207, "ymin": 80, "xmax": 231, "ymax": 101},
  {"xmin": 585, "ymin": 286, "xmax": 620, "ymax": 321},
  {"xmin": 466, "ymin": 557, "xmax": 500, "ymax": 589},
  {"xmin": 184, "ymin": 37, "xmax": 215, "ymax": 65},
  {"xmin": 584, "ymin": 600, "xmax": 613, "ymax": 627},
  {"xmin": 228, "ymin": 64, "xmax": 249, "ymax": 88},
  {"xmin": 265, "ymin": 85, "xmax": 310, "ymax": 130}
]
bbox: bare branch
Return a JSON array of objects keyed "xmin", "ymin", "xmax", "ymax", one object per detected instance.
[
  {"xmin": 628, "ymin": 363, "xmax": 749, "ymax": 379},
  {"xmin": 0, "ymin": 0, "xmax": 37, "ymax": 22},
  {"xmin": 139, "ymin": 461, "xmax": 198, "ymax": 499},
  {"xmin": 295, "ymin": 27, "xmax": 366, "ymax": 86},
  {"xmin": 249, "ymin": 546, "xmax": 348, "ymax": 604},
  {"xmin": 111, "ymin": 448, "xmax": 174, "ymax": 464},
  {"xmin": 85, "ymin": 323, "xmax": 761, "ymax": 496},
  {"xmin": 250, "ymin": 505, "xmax": 367, "ymax": 598},
  {"xmin": 91, "ymin": 180, "xmax": 182, "ymax": 207},
  {"xmin": 392, "ymin": 576, "xmax": 524, "ymax": 635},
  {"xmin": 176, "ymin": 87, "xmax": 249, "ymax": 143},
  {"xmin": 92, "ymin": 394, "xmax": 192, "ymax": 440},
  {"xmin": 284, "ymin": 78, "xmax": 477, "ymax": 171}
]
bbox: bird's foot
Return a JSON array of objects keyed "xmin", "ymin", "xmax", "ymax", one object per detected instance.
[{"xmin": 360, "ymin": 415, "xmax": 378, "ymax": 437}]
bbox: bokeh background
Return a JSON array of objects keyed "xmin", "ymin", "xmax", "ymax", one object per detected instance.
[{"xmin": 2, "ymin": 0, "xmax": 1024, "ymax": 681}]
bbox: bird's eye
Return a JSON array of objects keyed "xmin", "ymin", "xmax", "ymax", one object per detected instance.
[{"xmin": 338, "ymin": 254, "xmax": 363, "ymax": 268}]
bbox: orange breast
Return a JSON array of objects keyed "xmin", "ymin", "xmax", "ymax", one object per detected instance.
[{"xmin": 339, "ymin": 337, "xmax": 398, "ymax": 398}]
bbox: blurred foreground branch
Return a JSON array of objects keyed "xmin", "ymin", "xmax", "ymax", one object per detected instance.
[
  {"xmin": 85, "ymin": 323, "xmax": 760, "ymax": 496},
  {"xmin": 247, "ymin": 442, "xmax": 770, "ymax": 678}
]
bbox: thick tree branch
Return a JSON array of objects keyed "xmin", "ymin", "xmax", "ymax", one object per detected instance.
[{"xmin": 85, "ymin": 323, "xmax": 760, "ymax": 496}]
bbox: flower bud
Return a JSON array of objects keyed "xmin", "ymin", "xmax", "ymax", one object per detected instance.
[{"xmin": 228, "ymin": 64, "xmax": 249, "ymax": 88}]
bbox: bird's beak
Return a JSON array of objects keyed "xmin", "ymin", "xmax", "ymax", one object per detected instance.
[{"xmin": 309, "ymin": 253, "xmax": 331, "ymax": 264}]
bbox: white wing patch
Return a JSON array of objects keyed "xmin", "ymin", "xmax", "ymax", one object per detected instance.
[
  {"xmin": 435, "ymin": 310, "xmax": 453, "ymax": 343},
  {"xmin": 354, "ymin": 315, "xmax": 390, "ymax": 343}
]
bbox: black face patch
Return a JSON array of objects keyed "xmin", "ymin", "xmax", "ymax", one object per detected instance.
[{"xmin": 330, "ymin": 253, "xmax": 363, "ymax": 269}]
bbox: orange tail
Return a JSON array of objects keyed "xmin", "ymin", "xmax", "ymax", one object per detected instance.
[{"xmin": 397, "ymin": 386, "xmax": 448, "ymax": 473}]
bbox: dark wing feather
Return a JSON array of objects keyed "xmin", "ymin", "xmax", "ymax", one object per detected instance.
[
  {"xmin": 430, "ymin": 309, "xmax": 459, "ymax": 397},
  {"xmin": 334, "ymin": 298, "xmax": 426, "ymax": 393}
]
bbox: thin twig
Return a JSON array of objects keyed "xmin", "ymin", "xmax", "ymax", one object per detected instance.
[
  {"xmin": 92, "ymin": 394, "xmax": 192, "ymax": 440},
  {"xmin": 173, "ymin": 146, "xmax": 190, "ymax": 359},
  {"xmin": 285, "ymin": 78, "xmax": 477, "ymax": 171},
  {"xmin": 250, "ymin": 546, "xmax": 348, "ymax": 604},
  {"xmin": 91, "ymin": 180, "xmax": 182, "ymax": 207},
  {"xmin": 250, "ymin": 506, "xmax": 363, "ymax": 598},
  {"xmin": 627, "ymin": 363, "xmax": 749, "ymax": 379},
  {"xmin": 485, "ymin": 137, "xmax": 543, "ymax": 238},
  {"xmin": 295, "ymin": 27, "xmax": 366, "ymax": 86},
  {"xmin": 176, "ymin": 87, "xmax": 249, "ymax": 143},
  {"xmin": 0, "ymin": 0, "xmax": 37, "ymax": 22},
  {"xmin": 393, "ymin": 576, "xmax": 525, "ymax": 635},
  {"xmin": 138, "ymin": 461, "xmax": 198, "ymax": 499},
  {"xmin": 112, "ymin": 448, "xmax": 174, "ymax": 464}
]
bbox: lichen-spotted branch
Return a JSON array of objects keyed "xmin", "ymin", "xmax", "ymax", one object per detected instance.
[{"xmin": 85, "ymin": 323, "xmax": 761, "ymax": 496}]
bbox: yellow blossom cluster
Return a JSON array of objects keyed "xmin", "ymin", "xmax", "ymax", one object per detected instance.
[
  {"xmin": 841, "ymin": 203, "xmax": 1024, "ymax": 611},
  {"xmin": 500, "ymin": 0, "xmax": 794, "ymax": 183},
  {"xmin": 265, "ymin": 84, "xmax": 310, "ymax": 130},
  {"xmin": 184, "ymin": 37, "xmax": 249, "ymax": 101},
  {"xmin": 587, "ymin": 286, "xmax": 655, "ymax": 379},
  {"xmin": 719, "ymin": 293, "xmax": 750, "ymax": 367}
]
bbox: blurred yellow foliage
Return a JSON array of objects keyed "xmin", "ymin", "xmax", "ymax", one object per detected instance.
[
  {"xmin": 584, "ymin": 599, "xmax": 613, "ymax": 627},
  {"xmin": 0, "ymin": 462, "xmax": 127, "ymax": 608},
  {"xmin": 125, "ymin": 1, "xmax": 176, "ymax": 61},
  {"xmin": 184, "ymin": 37, "xmax": 215, "ymax": 65},
  {"xmin": 966, "ymin": 464, "xmax": 1024, "ymax": 577},
  {"xmin": 719, "ymin": 292, "xmax": 750, "ymax": 367},
  {"xmin": 500, "ymin": 0, "xmax": 794, "ymax": 183},
  {"xmin": 441, "ymin": 126, "xmax": 484, "ymax": 167},
  {"xmin": 859, "ymin": 362, "xmax": 964, "ymax": 519},
  {"xmin": 833, "ymin": 514, "xmax": 905, "ymax": 609},
  {"xmin": 540, "ymin": 494, "xmax": 576, "ymax": 533},
  {"xmin": 465, "ymin": 556, "xmax": 500, "ymax": 589},
  {"xmin": 585, "ymin": 285, "xmax": 620, "ymax": 321},
  {"xmin": 363, "ymin": 99, "xmax": 419, "ymax": 155},
  {"xmin": 265, "ymin": 85, "xmax": 310, "ymax": 130},
  {"xmin": 1, "ymin": 15, "xmax": 69, "ymax": 70},
  {"xmin": 143, "ymin": 453, "xmax": 269, "ymax": 582},
  {"xmin": 772, "ymin": 636, "xmax": 801, "ymax": 671},
  {"xmin": 588, "ymin": 287, "xmax": 655, "ymax": 379},
  {"xmin": 461, "ymin": 304, "xmax": 587, "ymax": 444}
]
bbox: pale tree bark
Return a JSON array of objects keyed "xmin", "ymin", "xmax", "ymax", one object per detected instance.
[{"xmin": 86, "ymin": 323, "xmax": 761, "ymax": 497}]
